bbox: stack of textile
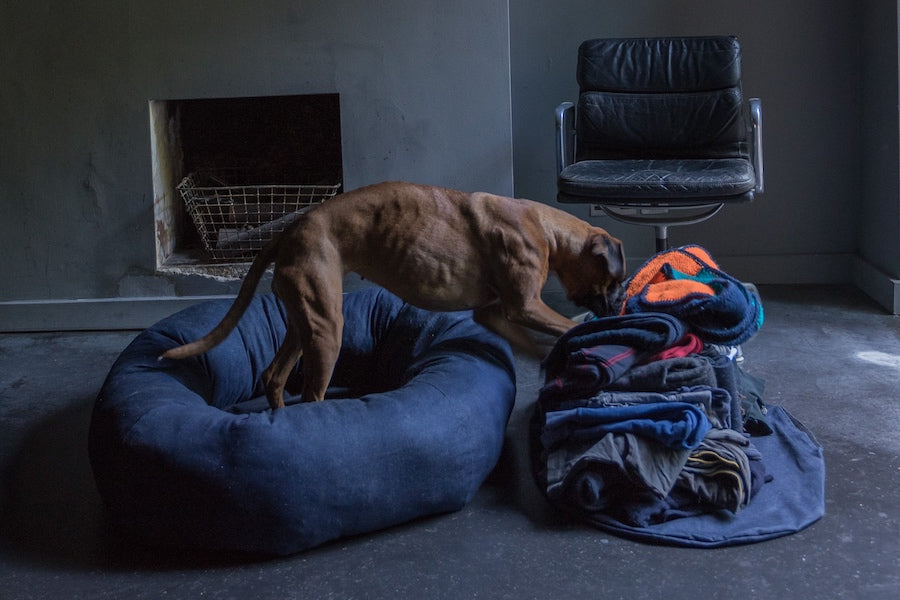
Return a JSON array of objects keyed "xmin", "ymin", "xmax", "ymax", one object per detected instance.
[{"xmin": 532, "ymin": 245, "xmax": 825, "ymax": 546}]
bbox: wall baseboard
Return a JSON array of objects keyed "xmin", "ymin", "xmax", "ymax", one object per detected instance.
[
  {"xmin": 0, "ymin": 296, "xmax": 232, "ymax": 332},
  {"xmin": 1, "ymin": 254, "xmax": 894, "ymax": 332},
  {"xmin": 673, "ymin": 252, "xmax": 855, "ymax": 285},
  {"xmin": 851, "ymin": 256, "xmax": 900, "ymax": 315}
]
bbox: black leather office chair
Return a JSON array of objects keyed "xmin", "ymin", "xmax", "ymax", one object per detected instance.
[{"xmin": 556, "ymin": 36, "xmax": 763, "ymax": 251}]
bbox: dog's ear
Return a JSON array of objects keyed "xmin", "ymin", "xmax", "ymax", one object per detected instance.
[{"xmin": 589, "ymin": 232, "xmax": 626, "ymax": 281}]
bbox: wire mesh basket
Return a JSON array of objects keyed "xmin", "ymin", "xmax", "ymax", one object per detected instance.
[{"xmin": 177, "ymin": 172, "xmax": 341, "ymax": 261}]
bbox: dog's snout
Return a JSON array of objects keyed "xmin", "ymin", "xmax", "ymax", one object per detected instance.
[
  {"xmin": 588, "ymin": 295, "xmax": 611, "ymax": 317},
  {"xmin": 578, "ymin": 283, "xmax": 624, "ymax": 317},
  {"xmin": 606, "ymin": 282, "xmax": 625, "ymax": 314}
]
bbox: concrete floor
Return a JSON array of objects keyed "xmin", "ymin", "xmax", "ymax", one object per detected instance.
[{"xmin": 1, "ymin": 285, "xmax": 898, "ymax": 599}]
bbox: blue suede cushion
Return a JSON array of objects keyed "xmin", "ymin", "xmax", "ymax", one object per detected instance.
[{"xmin": 89, "ymin": 288, "xmax": 515, "ymax": 555}]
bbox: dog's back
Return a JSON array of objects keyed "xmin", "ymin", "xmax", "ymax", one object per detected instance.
[{"xmin": 289, "ymin": 182, "xmax": 554, "ymax": 312}]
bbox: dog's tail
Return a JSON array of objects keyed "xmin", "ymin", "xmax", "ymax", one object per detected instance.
[{"xmin": 159, "ymin": 235, "xmax": 281, "ymax": 361}]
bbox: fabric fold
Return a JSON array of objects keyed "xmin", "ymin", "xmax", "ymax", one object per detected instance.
[
  {"xmin": 541, "ymin": 401, "xmax": 712, "ymax": 451},
  {"xmin": 540, "ymin": 313, "xmax": 685, "ymax": 403},
  {"xmin": 608, "ymin": 355, "xmax": 715, "ymax": 392}
]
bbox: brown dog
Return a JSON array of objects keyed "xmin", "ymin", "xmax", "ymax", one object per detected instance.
[{"xmin": 161, "ymin": 182, "xmax": 625, "ymax": 409}]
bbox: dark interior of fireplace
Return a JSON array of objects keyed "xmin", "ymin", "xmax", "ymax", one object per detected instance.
[
  {"xmin": 177, "ymin": 93, "xmax": 343, "ymax": 186},
  {"xmin": 168, "ymin": 93, "xmax": 343, "ymax": 262}
]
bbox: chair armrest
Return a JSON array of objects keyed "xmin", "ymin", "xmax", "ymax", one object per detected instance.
[
  {"xmin": 749, "ymin": 98, "xmax": 764, "ymax": 194},
  {"xmin": 555, "ymin": 102, "xmax": 575, "ymax": 174}
]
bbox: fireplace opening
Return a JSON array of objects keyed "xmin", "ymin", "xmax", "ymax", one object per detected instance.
[{"xmin": 150, "ymin": 93, "xmax": 342, "ymax": 272}]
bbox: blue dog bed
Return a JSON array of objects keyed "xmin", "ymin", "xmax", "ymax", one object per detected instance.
[{"xmin": 89, "ymin": 288, "xmax": 515, "ymax": 555}]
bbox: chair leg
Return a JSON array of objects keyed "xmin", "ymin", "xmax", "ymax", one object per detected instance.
[{"xmin": 655, "ymin": 225, "xmax": 668, "ymax": 252}]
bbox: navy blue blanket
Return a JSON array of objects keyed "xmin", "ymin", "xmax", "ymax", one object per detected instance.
[{"xmin": 540, "ymin": 313, "xmax": 685, "ymax": 403}]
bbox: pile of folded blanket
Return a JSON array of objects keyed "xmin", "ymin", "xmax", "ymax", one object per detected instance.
[{"xmin": 533, "ymin": 245, "xmax": 774, "ymax": 532}]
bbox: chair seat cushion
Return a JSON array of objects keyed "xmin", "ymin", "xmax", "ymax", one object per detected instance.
[
  {"xmin": 89, "ymin": 287, "xmax": 516, "ymax": 555},
  {"xmin": 558, "ymin": 158, "xmax": 756, "ymax": 203}
]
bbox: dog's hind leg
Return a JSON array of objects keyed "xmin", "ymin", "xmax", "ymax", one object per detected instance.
[
  {"xmin": 298, "ymin": 307, "xmax": 343, "ymax": 403},
  {"xmin": 262, "ymin": 325, "xmax": 303, "ymax": 410},
  {"xmin": 273, "ymin": 266, "xmax": 345, "ymax": 404}
]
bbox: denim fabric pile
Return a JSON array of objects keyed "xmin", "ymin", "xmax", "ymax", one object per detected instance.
[{"xmin": 532, "ymin": 246, "xmax": 824, "ymax": 546}]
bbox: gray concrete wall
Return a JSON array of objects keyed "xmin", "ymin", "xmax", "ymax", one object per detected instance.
[
  {"xmin": 856, "ymin": 0, "xmax": 900, "ymax": 312},
  {"xmin": 510, "ymin": 0, "xmax": 900, "ymax": 313},
  {"xmin": 0, "ymin": 0, "xmax": 513, "ymax": 322},
  {"xmin": 2, "ymin": 0, "xmax": 899, "ymax": 328}
]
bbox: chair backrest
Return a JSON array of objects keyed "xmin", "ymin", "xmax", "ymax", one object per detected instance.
[{"xmin": 575, "ymin": 36, "xmax": 748, "ymax": 161}]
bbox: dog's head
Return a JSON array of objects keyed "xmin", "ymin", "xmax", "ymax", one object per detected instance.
[{"xmin": 559, "ymin": 229, "xmax": 626, "ymax": 317}]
